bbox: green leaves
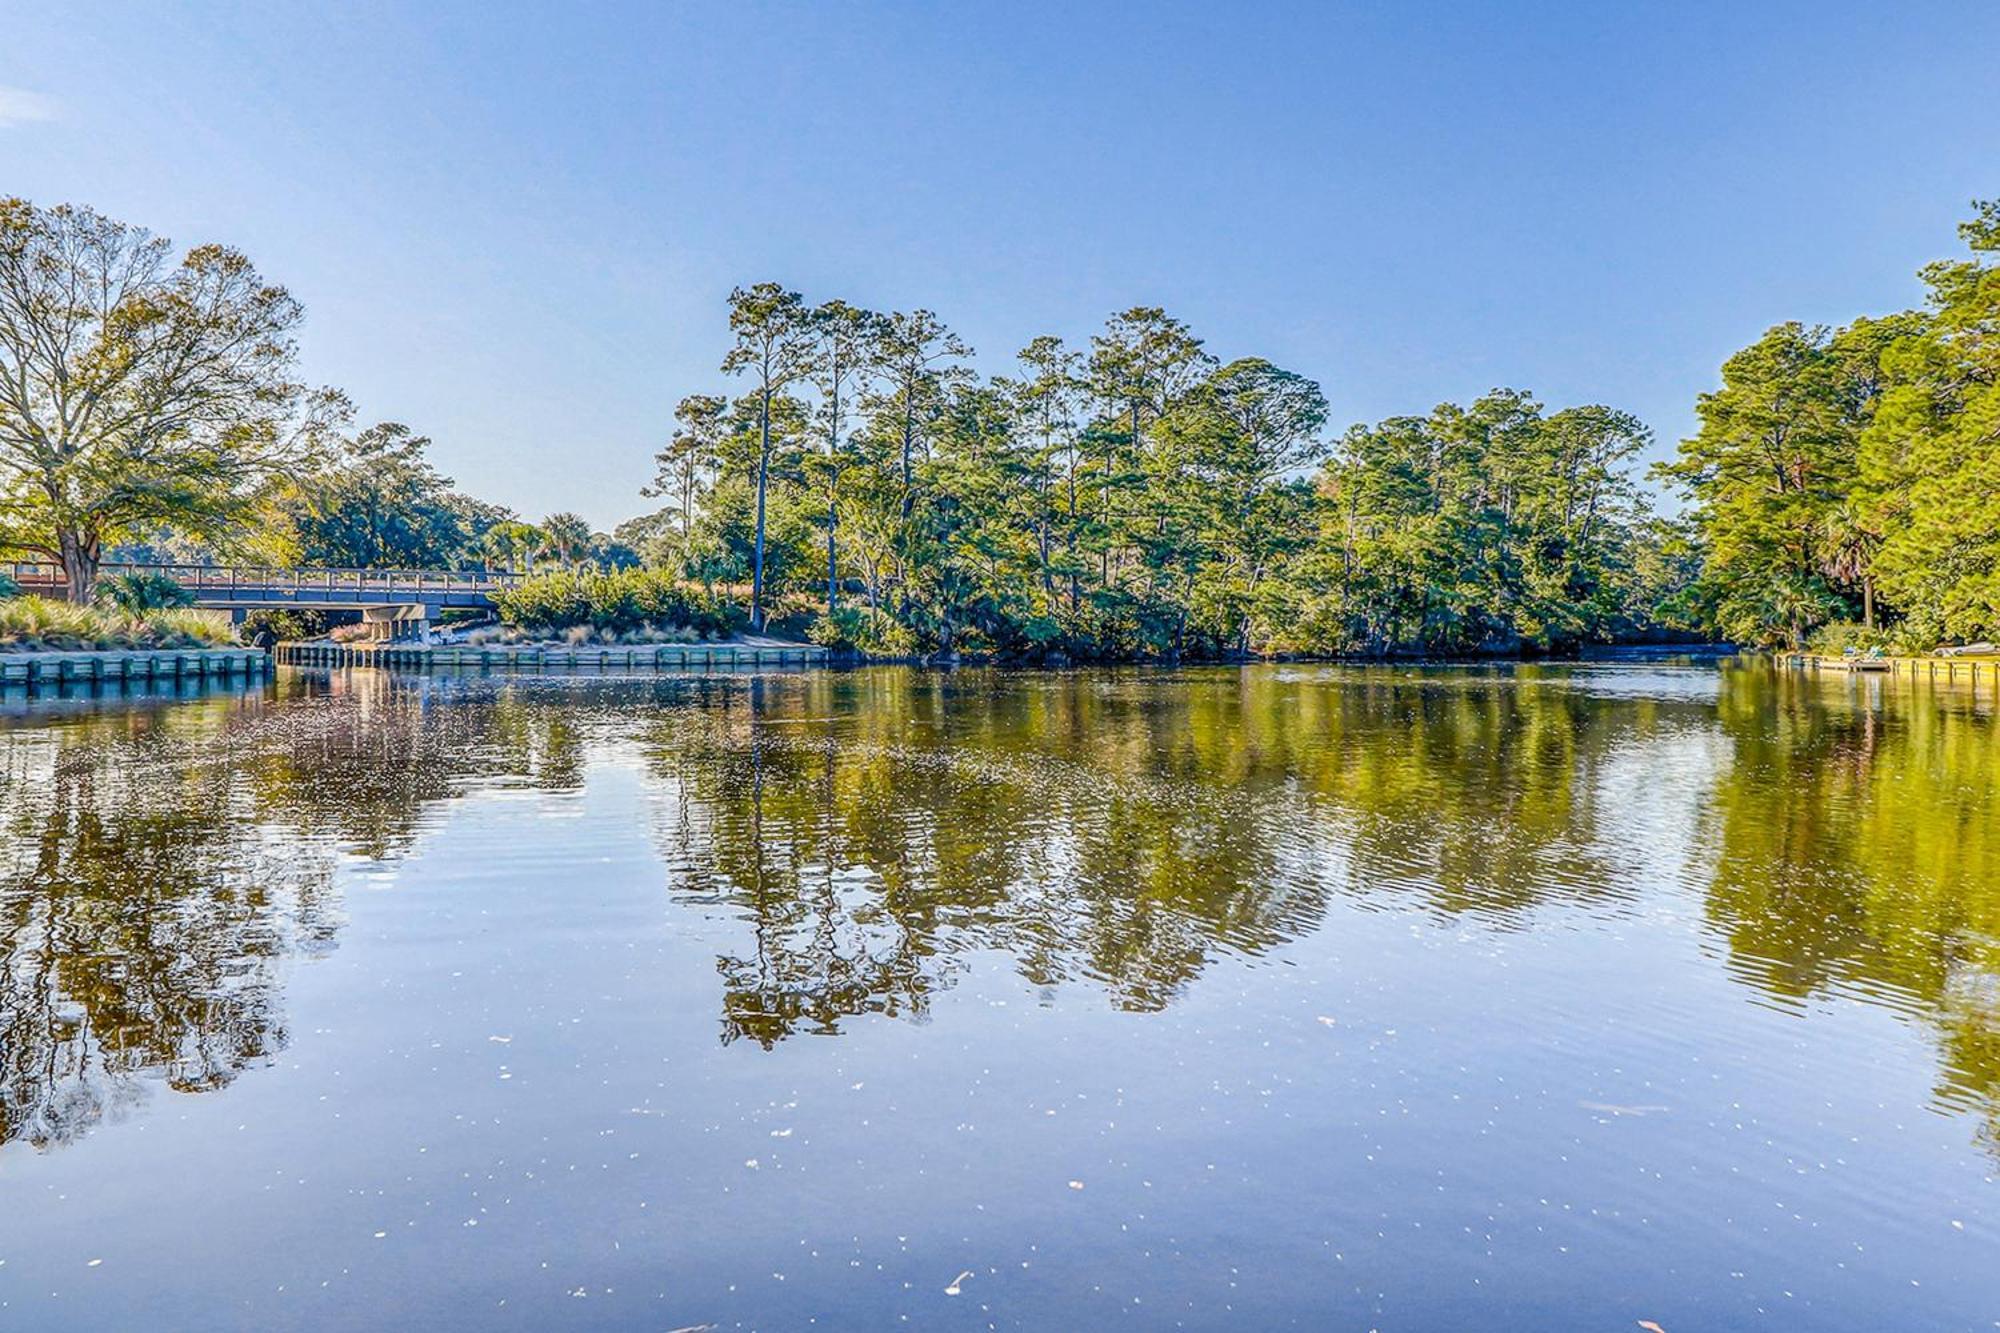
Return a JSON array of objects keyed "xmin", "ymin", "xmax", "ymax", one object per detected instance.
[
  {"xmin": 1665, "ymin": 201, "xmax": 2000, "ymax": 649},
  {"xmin": 1291, "ymin": 390, "xmax": 1664, "ymax": 656},
  {"xmin": 0, "ymin": 197, "xmax": 320, "ymax": 599}
]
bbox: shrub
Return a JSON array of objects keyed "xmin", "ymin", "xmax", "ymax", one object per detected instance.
[
  {"xmin": 240, "ymin": 608, "xmax": 328, "ymax": 642},
  {"xmin": 0, "ymin": 596, "xmax": 108, "ymax": 649},
  {"xmin": 495, "ymin": 569, "xmax": 746, "ymax": 640},
  {"xmin": 138, "ymin": 608, "xmax": 235, "ymax": 647},
  {"xmin": 808, "ymin": 606, "xmax": 918, "ymax": 655},
  {"xmin": 97, "ymin": 570, "xmax": 195, "ymax": 614},
  {"xmin": 0, "ymin": 571, "xmax": 16, "ymax": 600},
  {"xmin": 0, "ymin": 596, "xmax": 232, "ymax": 650},
  {"xmin": 807, "ymin": 607, "xmax": 867, "ymax": 650}
]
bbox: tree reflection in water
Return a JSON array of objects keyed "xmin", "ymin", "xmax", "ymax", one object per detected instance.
[
  {"xmin": 642, "ymin": 661, "xmax": 2000, "ymax": 1168},
  {"xmin": 4, "ymin": 663, "xmax": 2000, "ymax": 1155},
  {"xmin": 0, "ymin": 671, "xmax": 587, "ymax": 1149},
  {"xmin": 1699, "ymin": 663, "xmax": 2000, "ymax": 1150}
]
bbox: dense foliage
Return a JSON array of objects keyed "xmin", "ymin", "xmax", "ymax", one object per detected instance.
[
  {"xmin": 493, "ymin": 569, "xmax": 744, "ymax": 639},
  {"xmin": 1660, "ymin": 200, "xmax": 1999, "ymax": 649},
  {"xmin": 633, "ymin": 291, "xmax": 1688, "ymax": 659},
  {"xmin": 244, "ymin": 422, "xmax": 509, "ymax": 570}
]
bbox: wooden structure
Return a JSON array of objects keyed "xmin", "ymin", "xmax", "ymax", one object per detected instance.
[
  {"xmin": 1784, "ymin": 653, "xmax": 1999, "ymax": 686},
  {"xmin": 275, "ymin": 641, "xmax": 828, "ymax": 672},
  {"xmin": 0, "ymin": 648, "xmax": 273, "ymax": 691}
]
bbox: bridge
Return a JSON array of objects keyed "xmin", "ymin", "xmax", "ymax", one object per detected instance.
[{"xmin": 5, "ymin": 561, "xmax": 523, "ymax": 638}]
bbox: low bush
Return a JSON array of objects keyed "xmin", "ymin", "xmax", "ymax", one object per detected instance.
[
  {"xmin": 807, "ymin": 606, "xmax": 918, "ymax": 656},
  {"xmin": 239, "ymin": 607, "xmax": 330, "ymax": 642},
  {"xmin": 142, "ymin": 607, "xmax": 236, "ymax": 646},
  {"xmin": 0, "ymin": 596, "xmax": 234, "ymax": 651},
  {"xmin": 494, "ymin": 570, "xmax": 745, "ymax": 640}
]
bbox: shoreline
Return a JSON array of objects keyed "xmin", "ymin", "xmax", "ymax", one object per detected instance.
[{"xmin": 0, "ymin": 646, "xmax": 273, "ymax": 691}]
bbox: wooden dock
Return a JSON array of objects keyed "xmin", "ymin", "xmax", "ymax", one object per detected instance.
[
  {"xmin": 275, "ymin": 641, "xmax": 829, "ymax": 673},
  {"xmin": 0, "ymin": 648, "xmax": 273, "ymax": 692},
  {"xmin": 1784, "ymin": 653, "xmax": 1999, "ymax": 685}
]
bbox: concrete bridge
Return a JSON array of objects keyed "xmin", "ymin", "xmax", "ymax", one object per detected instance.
[{"xmin": 5, "ymin": 561, "xmax": 522, "ymax": 638}]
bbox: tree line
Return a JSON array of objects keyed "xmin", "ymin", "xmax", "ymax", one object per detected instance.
[
  {"xmin": 623, "ymin": 285, "xmax": 1690, "ymax": 659},
  {"xmin": 9, "ymin": 190, "xmax": 1991, "ymax": 657},
  {"xmin": 1659, "ymin": 199, "xmax": 1999, "ymax": 650}
]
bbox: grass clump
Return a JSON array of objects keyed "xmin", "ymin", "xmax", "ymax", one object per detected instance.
[{"xmin": 0, "ymin": 595, "xmax": 235, "ymax": 651}]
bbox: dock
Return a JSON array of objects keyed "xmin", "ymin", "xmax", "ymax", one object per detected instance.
[
  {"xmin": 275, "ymin": 641, "xmax": 830, "ymax": 673},
  {"xmin": 1783, "ymin": 653, "xmax": 1999, "ymax": 685},
  {"xmin": 0, "ymin": 648, "xmax": 273, "ymax": 692}
]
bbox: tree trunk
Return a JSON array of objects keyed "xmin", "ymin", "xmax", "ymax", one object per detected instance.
[
  {"xmin": 59, "ymin": 528, "xmax": 100, "ymax": 606},
  {"xmin": 752, "ymin": 387, "xmax": 771, "ymax": 631},
  {"xmin": 1863, "ymin": 576, "xmax": 1875, "ymax": 631},
  {"xmin": 826, "ymin": 500, "xmax": 838, "ymax": 613},
  {"xmin": 900, "ymin": 388, "xmax": 916, "ymax": 520}
]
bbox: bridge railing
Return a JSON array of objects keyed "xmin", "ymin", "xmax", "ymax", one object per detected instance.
[{"xmin": 4, "ymin": 561, "xmax": 529, "ymax": 594}]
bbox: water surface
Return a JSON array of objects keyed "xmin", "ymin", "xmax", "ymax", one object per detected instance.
[{"xmin": 1, "ymin": 663, "xmax": 1995, "ymax": 1329}]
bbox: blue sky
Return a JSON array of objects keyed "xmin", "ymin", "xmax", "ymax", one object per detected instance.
[{"xmin": 6, "ymin": 1, "xmax": 1996, "ymax": 529}]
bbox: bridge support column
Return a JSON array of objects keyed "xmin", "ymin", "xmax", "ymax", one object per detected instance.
[{"xmin": 361, "ymin": 604, "xmax": 442, "ymax": 643}]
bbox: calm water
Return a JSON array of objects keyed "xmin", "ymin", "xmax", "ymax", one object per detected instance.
[{"xmin": 1, "ymin": 662, "xmax": 1995, "ymax": 1330}]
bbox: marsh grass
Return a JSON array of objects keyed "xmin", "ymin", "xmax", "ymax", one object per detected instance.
[{"xmin": 0, "ymin": 596, "xmax": 235, "ymax": 652}]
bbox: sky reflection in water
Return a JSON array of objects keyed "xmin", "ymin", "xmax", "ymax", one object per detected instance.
[{"xmin": 0, "ymin": 662, "xmax": 1995, "ymax": 1329}]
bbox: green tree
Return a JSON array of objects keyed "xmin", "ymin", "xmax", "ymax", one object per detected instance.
[
  {"xmin": 807, "ymin": 300, "xmax": 882, "ymax": 612},
  {"xmin": 1858, "ymin": 201, "xmax": 2000, "ymax": 644},
  {"xmin": 722, "ymin": 283, "xmax": 817, "ymax": 629},
  {"xmin": 1182, "ymin": 357, "xmax": 1329, "ymax": 650},
  {"xmin": 1291, "ymin": 392, "xmax": 1663, "ymax": 657},
  {"xmin": 254, "ymin": 422, "xmax": 502, "ymax": 569},
  {"xmin": 0, "ymin": 198, "xmax": 337, "ymax": 601},
  {"xmin": 1002, "ymin": 335, "xmax": 1086, "ymax": 607},
  {"xmin": 1658, "ymin": 320, "xmax": 1902, "ymax": 646},
  {"xmin": 540, "ymin": 511, "xmax": 593, "ymax": 570},
  {"xmin": 645, "ymin": 394, "xmax": 728, "ymax": 551},
  {"xmin": 657, "ymin": 292, "xmax": 1681, "ymax": 661},
  {"xmin": 481, "ymin": 519, "xmax": 546, "ymax": 573}
]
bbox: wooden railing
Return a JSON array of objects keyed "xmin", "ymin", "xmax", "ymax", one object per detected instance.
[{"xmin": 5, "ymin": 561, "xmax": 526, "ymax": 597}]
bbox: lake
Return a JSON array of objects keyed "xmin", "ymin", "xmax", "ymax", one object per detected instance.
[{"xmin": 1, "ymin": 661, "xmax": 1994, "ymax": 1329}]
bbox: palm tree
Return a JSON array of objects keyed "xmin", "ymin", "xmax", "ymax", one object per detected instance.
[
  {"xmin": 540, "ymin": 512, "xmax": 592, "ymax": 571},
  {"xmin": 1819, "ymin": 502, "xmax": 1881, "ymax": 630},
  {"xmin": 481, "ymin": 520, "xmax": 544, "ymax": 574}
]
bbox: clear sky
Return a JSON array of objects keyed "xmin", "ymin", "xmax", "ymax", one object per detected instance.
[{"xmin": 6, "ymin": 1, "xmax": 1996, "ymax": 530}]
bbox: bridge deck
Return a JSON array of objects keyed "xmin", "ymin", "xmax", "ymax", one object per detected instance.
[{"xmin": 6, "ymin": 562, "xmax": 521, "ymax": 609}]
